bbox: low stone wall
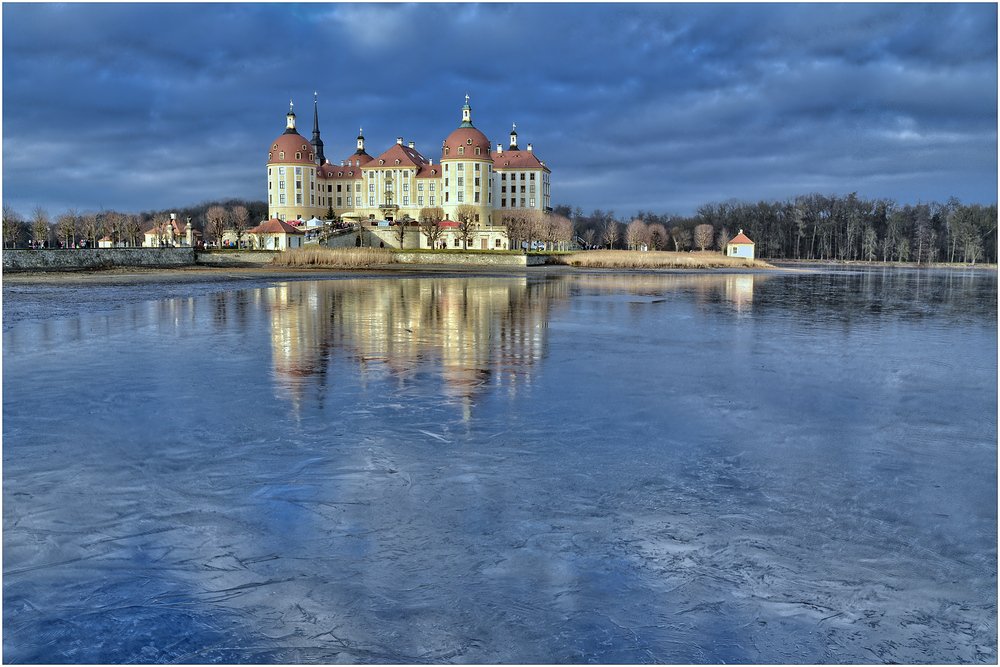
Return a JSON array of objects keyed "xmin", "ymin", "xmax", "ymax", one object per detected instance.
[
  {"xmin": 194, "ymin": 250, "xmax": 278, "ymax": 266},
  {"xmin": 2, "ymin": 248, "xmax": 195, "ymax": 272},
  {"xmin": 395, "ymin": 251, "xmax": 534, "ymax": 266}
]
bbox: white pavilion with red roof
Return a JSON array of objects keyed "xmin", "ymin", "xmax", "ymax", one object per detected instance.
[{"xmin": 726, "ymin": 230, "xmax": 756, "ymax": 259}]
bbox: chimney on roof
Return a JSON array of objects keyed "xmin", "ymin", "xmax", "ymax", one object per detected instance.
[
  {"xmin": 527, "ymin": 143, "xmax": 533, "ymax": 152},
  {"xmin": 497, "ymin": 143, "xmax": 503, "ymax": 154},
  {"xmin": 397, "ymin": 137, "xmax": 403, "ymax": 145},
  {"xmin": 341, "ymin": 160, "xmax": 345, "ymax": 166},
  {"xmin": 408, "ymin": 141, "xmax": 414, "ymax": 149}
]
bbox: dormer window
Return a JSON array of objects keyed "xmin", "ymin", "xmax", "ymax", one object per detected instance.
[
  {"xmin": 379, "ymin": 159, "xmax": 384, "ymax": 165},
  {"xmin": 467, "ymin": 138, "xmax": 473, "ymax": 145},
  {"xmin": 475, "ymin": 147, "xmax": 480, "ymax": 155},
  {"xmin": 302, "ymin": 144, "xmax": 307, "ymax": 151},
  {"xmin": 280, "ymin": 151, "xmax": 285, "ymax": 159},
  {"xmin": 395, "ymin": 159, "xmax": 400, "ymax": 165},
  {"xmin": 269, "ymin": 153, "xmax": 272, "ymax": 160},
  {"xmin": 444, "ymin": 148, "xmax": 449, "ymax": 156},
  {"xmin": 296, "ymin": 152, "xmax": 301, "ymax": 159},
  {"xmin": 458, "ymin": 147, "xmax": 464, "ymax": 155},
  {"xmin": 273, "ymin": 144, "xmax": 278, "ymax": 150}
]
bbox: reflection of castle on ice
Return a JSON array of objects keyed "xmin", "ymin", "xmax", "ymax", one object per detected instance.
[{"xmin": 263, "ymin": 278, "xmax": 567, "ymax": 415}]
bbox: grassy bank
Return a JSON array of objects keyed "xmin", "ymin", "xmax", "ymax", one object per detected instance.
[
  {"xmin": 552, "ymin": 250, "xmax": 772, "ymax": 269},
  {"xmin": 271, "ymin": 247, "xmax": 397, "ymax": 267}
]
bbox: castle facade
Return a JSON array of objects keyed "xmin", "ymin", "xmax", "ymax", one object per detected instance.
[{"xmin": 266, "ymin": 96, "xmax": 551, "ymax": 237}]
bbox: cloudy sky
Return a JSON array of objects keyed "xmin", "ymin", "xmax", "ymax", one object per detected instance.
[{"xmin": 3, "ymin": 3, "xmax": 997, "ymax": 218}]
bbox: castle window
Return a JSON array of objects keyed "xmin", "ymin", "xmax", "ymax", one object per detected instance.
[
  {"xmin": 466, "ymin": 138, "xmax": 472, "ymax": 145},
  {"xmin": 296, "ymin": 181, "xmax": 302, "ymax": 189},
  {"xmin": 474, "ymin": 192, "xmax": 480, "ymax": 203},
  {"xmin": 273, "ymin": 144, "xmax": 278, "ymax": 150},
  {"xmin": 379, "ymin": 159, "xmax": 384, "ymax": 165},
  {"xmin": 279, "ymin": 181, "xmax": 285, "ymax": 189},
  {"xmin": 296, "ymin": 167, "xmax": 301, "ymax": 175},
  {"xmin": 297, "ymin": 194, "xmax": 302, "ymax": 204},
  {"xmin": 457, "ymin": 177, "xmax": 463, "ymax": 187},
  {"xmin": 430, "ymin": 196, "xmax": 435, "ymax": 206},
  {"xmin": 530, "ymin": 173, "xmax": 536, "ymax": 180},
  {"xmin": 280, "ymin": 194, "xmax": 286, "ymax": 204},
  {"xmin": 337, "ymin": 184, "xmax": 342, "ymax": 192},
  {"xmin": 296, "ymin": 152, "xmax": 301, "ymax": 159},
  {"xmin": 501, "ymin": 173, "xmax": 506, "ymax": 181},
  {"xmin": 269, "ymin": 153, "xmax": 272, "ymax": 160},
  {"xmin": 302, "ymin": 144, "xmax": 307, "ymax": 151},
  {"xmin": 457, "ymin": 163, "xmax": 464, "ymax": 171},
  {"xmin": 444, "ymin": 148, "xmax": 449, "ymax": 156},
  {"xmin": 430, "ymin": 183, "xmax": 435, "ymax": 191},
  {"xmin": 458, "ymin": 147, "xmax": 464, "ymax": 155},
  {"xmin": 395, "ymin": 159, "xmax": 400, "ymax": 165},
  {"xmin": 457, "ymin": 192, "xmax": 464, "ymax": 202},
  {"xmin": 530, "ymin": 198, "xmax": 536, "ymax": 207},
  {"xmin": 475, "ymin": 147, "xmax": 480, "ymax": 155},
  {"xmin": 417, "ymin": 182, "xmax": 423, "ymax": 191},
  {"xmin": 280, "ymin": 152, "xmax": 285, "ymax": 159}
]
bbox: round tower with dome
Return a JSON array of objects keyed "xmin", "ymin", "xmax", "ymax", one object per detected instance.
[
  {"xmin": 266, "ymin": 101, "xmax": 321, "ymax": 222},
  {"xmin": 439, "ymin": 95, "xmax": 494, "ymax": 238}
]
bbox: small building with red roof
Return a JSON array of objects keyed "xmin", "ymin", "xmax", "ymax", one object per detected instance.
[
  {"xmin": 726, "ymin": 230, "xmax": 755, "ymax": 259},
  {"xmin": 250, "ymin": 217, "xmax": 306, "ymax": 251}
]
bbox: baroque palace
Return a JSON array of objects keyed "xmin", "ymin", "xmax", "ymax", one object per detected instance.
[{"xmin": 266, "ymin": 96, "xmax": 551, "ymax": 247}]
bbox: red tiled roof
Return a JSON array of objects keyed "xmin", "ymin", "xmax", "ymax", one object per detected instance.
[
  {"xmin": 371, "ymin": 142, "xmax": 429, "ymax": 168},
  {"xmin": 415, "ymin": 163, "xmax": 441, "ymax": 178},
  {"xmin": 494, "ymin": 149, "xmax": 547, "ymax": 170},
  {"xmin": 442, "ymin": 126, "xmax": 491, "ymax": 160},
  {"xmin": 267, "ymin": 132, "xmax": 316, "ymax": 166},
  {"xmin": 251, "ymin": 218, "xmax": 306, "ymax": 234},
  {"xmin": 729, "ymin": 232, "xmax": 754, "ymax": 245}
]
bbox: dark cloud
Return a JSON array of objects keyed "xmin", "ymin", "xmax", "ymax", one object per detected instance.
[{"xmin": 3, "ymin": 3, "xmax": 996, "ymax": 217}]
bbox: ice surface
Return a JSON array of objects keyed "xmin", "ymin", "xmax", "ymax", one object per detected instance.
[{"xmin": 3, "ymin": 267, "xmax": 996, "ymax": 663}]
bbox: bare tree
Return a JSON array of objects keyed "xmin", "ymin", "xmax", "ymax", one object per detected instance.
[
  {"xmin": 600, "ymin": 218, "xmax": 619, "ymax": 249},
  {"xmin": 103, "ymin": 211, "xmax": 126, "ymax": 247},
  {"xmin": 581, "ymin": 228, "xmax": 596, "ymax": 249},
  {"xmin": 694, "ymin": 223, "xmax": 714, "ymax": 251},
  {"xmin": 3, "ymin": 204, "xmax": 25, "ymax": 248},
  {"xmin": 231, "ymin": 205, "xmax": 249, "ymax": 249},
  {"xmin": 56, "ymin": 208, "xmax": 79, "ymax": 248},
  {"xmin": 501, "ymin": 210, "xmax": 530, "ymax": 250},
  {"xmin": 455, "ymin": 204, "xmax": 478, "ymax": 250},
  {"xmin": 124, "ymin": 214, "xmax": 142, "ymax": 247},
  {"xmin": 625, "ymin": 219, "xmax": 648, "ymax": 250},
  {"xmin": 151, "ymin": 214, "xmax": 169, "ymax": 247},
  {"xmin": 206, "ymin": 206, "xmax": 228, "ymax": 248},
  {"xmin": 393, "ymin": 216, "xmax": 408, "ymax": 248},
  {"xmin": 671, "ymin": 226, "xmax": 692, "ymax": 251},
  {"xmin": 419, "ymin": 207, "xmax": 445, "ymax": 249},
  {"xmin": 31, "ymin": 206, "xmax": 51, "ymax": 248},
  {"xmin": 716, "ymin": 227, "xmax": 731, "ymax": 254},
  {"xmin": 549, "ymin": 215, "xmax": 574, "ymax": 250},
  {"xmin": 81, "ymin": 213, "xmax": 101, "ymax": 249}
]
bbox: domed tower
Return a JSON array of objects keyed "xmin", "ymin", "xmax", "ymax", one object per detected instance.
[
  {"xmin": 440, "ymin": 95, "xmax": 493, "ymax": 235},
  {"xmin": 267, "ymin": 101, "xmax": 323, "ymax": 222}
]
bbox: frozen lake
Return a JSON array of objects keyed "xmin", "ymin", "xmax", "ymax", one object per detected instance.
[{"xmin": 3, "ymin": 266, "xmax": 996, "ymax": 663}]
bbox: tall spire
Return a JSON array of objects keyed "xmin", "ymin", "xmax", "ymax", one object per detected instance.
[{"xmin": 311, "ymin": 92, "xmax": 325, "ymax": 165}]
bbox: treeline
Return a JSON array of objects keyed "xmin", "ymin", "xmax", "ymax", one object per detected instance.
[
  {"xmin": 557, "ymin": 193, "xmax": 998, "ymax": 264},
  {"xmin": 2, "ymin": 199, "xmax": 268, "ymax": 248}
]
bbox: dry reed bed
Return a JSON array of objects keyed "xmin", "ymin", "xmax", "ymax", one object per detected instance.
[
  {"xmin": 271, "ymin": 247, "xmax": 397, "ymax": 267},
  {"xmin": 555, "ymin": 250, "xmax": 771, "ymax": 269}
]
